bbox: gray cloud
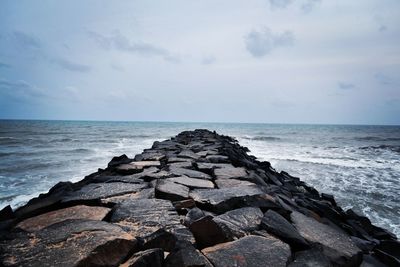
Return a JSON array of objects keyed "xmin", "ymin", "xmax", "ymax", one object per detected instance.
[
  {"xmin": 201, "ymin": 55, "xmax": 216, "ymax": 65},
  {"xmin": 338, "ymin": 82, "xmax": 356, "ymax": 90},
  {"xmin": 51, "ymin": 58, "xmax": 91, "ymax": 73},
  {"xmin": 301, "ymin": 0, "xmax": 321, "ymax": 13},
  {"xmin": 375, "ymin": 73, "xmax": 396, "ymax": 86},
  {"xmin": 244, "ymin": 27, "xmax": 294, "ymax": 57},
  {"xmin": 268, "ymin": 0, "xmax": 293, "ymax": 9},
  {"xmin": 0, "ymin": 79, "xmax": 46, "ymax": 101},
  {"xmin": 88, "ymin": 31, "xmax": 180, "ymax": 63},
  {"xmin": 0, "ymin": 62, "xmax": 11, "ymax": 68},
  {"xmin": 12, "ymin": 31, "xmax": 41, "ymax": 49}
]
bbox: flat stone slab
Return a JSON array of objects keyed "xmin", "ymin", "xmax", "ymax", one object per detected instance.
[
  {"xmin": 110, "ymin": 199, "xmax": 183, "ymax": 238},
  {"xmin": 291, "ymin": 211, "xmax": 362, "ymax": 266},
  {"xmin": 202, "ymin": 235, "xmax": 291, "ymax": 267},
  {"xmin": 116, "ymin": 161, "xmax": 161, "ymax": 174},
  {"xmin": 155, "ymin": 179, "xmax": 190, "ymax": 201},
  {"xmin": 167, "ymin": 176, "xmax": 215, "ymax": 189},
  {"xmin": 168, "ymin": 166, "xmax": 212, "ymax": 180},
  {"xmin": 215, "ymin": 179, "xmax": 256, "ymax": 188},
  {"xmin": 214, "ymin": 165, "xmax": 248, "ymax": 179},
  {"xmin": 189, "ymin": 186, "xmax": 264, "ymax": 212},
  {"xmin": 178, "ymin": 150, "xmax": 200, "ymax": 159},
  {"xmin": 288, "ymin": 248, "xmax": 332, "ymax": 267},
  {"xmin": 123, "ymin": 248, "xmax": 164, "ymax": 267},
  {"xmin": 214, "ymin": 207, "xmax": 263, "ymax": 238},
  {"xmin": 261, "ymin": 209, "xmax": 309, "ymax": 250},
  {"xmin": 62, "ymin": 182, "xmax": 148, "ymax": 202},
  {"xmin": 15, "ymin": 205, "xmax": 110, "ymax": 232},
  {"xmin": 196, "ymin": 162, "xmax": 232, "ymax": 172},
  {"xmin": 0, "ymin": 219, "xmax": 136, "ymax": 267}
]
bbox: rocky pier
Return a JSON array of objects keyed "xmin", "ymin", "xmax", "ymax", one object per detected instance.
[{"xmin": 0, "ymin": 129, "xmax": 398, "ymax": 267}]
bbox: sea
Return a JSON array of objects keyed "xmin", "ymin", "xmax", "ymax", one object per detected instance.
[{"xmin": 0, "ymin": 120, "xmax": 399, "ymax": 237}]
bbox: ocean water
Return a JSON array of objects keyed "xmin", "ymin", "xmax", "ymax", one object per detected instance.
[{"xmin": 0, "ymin": 120, "xmax": 399, "ymax": 237}]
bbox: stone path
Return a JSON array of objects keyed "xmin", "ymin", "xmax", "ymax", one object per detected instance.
[{"xmin": 0, "ymin": 129, "xmax": 398, "ymax": 266}]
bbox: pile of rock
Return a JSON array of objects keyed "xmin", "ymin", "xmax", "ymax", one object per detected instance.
[{"xmin": 0, "ymin": 129, "xmax": 398, "ymax": 266}]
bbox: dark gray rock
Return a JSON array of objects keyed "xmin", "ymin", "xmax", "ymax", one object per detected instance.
[
  {"xmin": 288, "ymin": 247, "xmax": 332, "ymax": 267},
  {"xmin": 110, "ymin": 199, "xmax": 182, "ymax": 238},
  {"xmin": 261, "ymin": 209, "xmax": 309, "ymax": 250},
  {"xmin": 155, "ymin": 179, "xmax": 189, "ymax": 201},
  {"xmin": 206, "ymin": 155, "xmax": 229, "ymax": 163},
  {"xmin": 115, "ymin": 161, "xmax": 161, "ymax": 175},
  {"xmin": 123, "ymin": 248, "xmax": 164, "ymax": 267},
  {"xmin": 189, "ymin": 186, "xmax": 264, "ymax": 213},
  {"xmin": 139, "ymin": 228, "xmax": 176, "ymax": 252},
  {"xmin": 213, "ymin": 165, "xmax": 248, "ymax": 179},
  {"xmin": 62, "ymin": 182, "xmax": 148, "ymax": 202},
  {"xmin": 165, "ymin": 243, "xmax": 213, "ymax": 267},
  {"xmin": 215, "ymin": 179, "xmax": 256, "ymax": 188},
  {"xmin": 214, "ymin": 207, "xmax": 263, "ymax": 238},
  {"xmin": 184, "ymin": 207, "xmax": 206, "ymax": 226},
  {"xmin": 167, "ymin": 176, "xmax": 215, "ymax": 189},
  {"xmin": 360, "ymin": 254, "xmax": 387, "ymax": 267},
  {"xmin": 134, "ymin": 151, "xmax": 165, "ymax": 161},
  {"xmin": 168, "ymin": 166, "xmax": 212, "ymax": 180},
  {"xmin": 178, "ymin": 150, "xmax": 200, "ymax": 160},
  {"xmin": 189, "ymin": 215, "xmax": 232, "ymax": 248},
  {"xmin": 0, "ymin": 219, "xmax": 136, "ymax": 267},
  {"xmin": 291, "ymin": 211, "xmax": 362, "ymax": 266},
  {"xmin": 202, "ymin": 235, "xmax": 291, "ymax": 267}
]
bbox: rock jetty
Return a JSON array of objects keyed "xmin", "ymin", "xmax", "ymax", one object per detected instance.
[{"xmin": 0, "ymin": 129, "xmax": 398, "ymax": 267}]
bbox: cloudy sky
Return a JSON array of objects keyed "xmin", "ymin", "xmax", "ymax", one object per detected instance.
[{"xmin": 0, "ymin": 0, "xmax": 399, "ymax": 124}]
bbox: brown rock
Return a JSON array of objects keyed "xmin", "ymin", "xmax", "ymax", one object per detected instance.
[{"xmin": 15, "ymin": 205, "xmax": 110, "ymax": 232}]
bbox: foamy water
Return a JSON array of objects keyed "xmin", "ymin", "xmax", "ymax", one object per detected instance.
[{"xmin": 0, "ymin": 120, "xmax": 399, "ymax": 236}]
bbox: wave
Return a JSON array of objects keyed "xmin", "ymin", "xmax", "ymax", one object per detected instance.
[
  {"xmin": 355, "ymin": 136, "xmax": 400, "ymax": 142},
  {"xmin": 242, "ymin": 135, "xmax": 281, "ymax": 141},
  {"xmin": 360, "ymin": 145, "xmax": 400, "ymax": 153}
]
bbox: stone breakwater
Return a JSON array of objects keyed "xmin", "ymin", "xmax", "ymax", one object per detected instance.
[{"xmin": 0, "ymin": 130, "xmax": 398, "ymax": 267}]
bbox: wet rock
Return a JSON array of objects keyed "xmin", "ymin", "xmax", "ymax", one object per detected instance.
[
  {"xmin": 374, "ymin": 240, "xmax": 400, "ymax": 266},
  {"xmin": 0, "ymin": 219, "xmax": 136, "ymax": 267},
  {"xmin": 138, "ymin": 228, "xmax": 176, "ymax": 252},
  {"xmin": 184, "ymin": 207, "xmax": 206, "ymax": 226},
  {"xmin": 134, "ymin": 152, "xmax": 165, "ymax": 161},
  {"xmin": 108, "ymin": 154, "xmax": 132, "ymax": 167},
  {"xmin": 206, "ymin": 155, "xmax": 229, "ymax": 163},
  {"xmin": 122, "ymin": 248, "xmax": 164, "ymax": 267},
  {"xmin": 155, "ymin": 180, "xmax": 189, "ymax": 201},
  {"xmin": 110, "ymin": 199, "xmax": 182, "ymax": 238},
  {"xmin": 62, "ymin": 182, "xmax": 148, "ymax": 202},
  {"xmin": 213, "ymin": 165, "xmax": 248, "ymax": 179},
  {"xmin": 202, "ymin": 235, "xmax": 291, "ymax": 267},
  {"xmin": 116, "ymin": 161, "xmax": 161, "ymax": 175},
  {"xmin": 167, "ymin": 161, "xmax": 193, "ymax": 168},
  {"xmin": 168, "ymin": 166, "xmax": 212, "ymax": 180},
  {"xmin": 167, "ymin": 176, "xmax": 215, "ymax": 189},
  {"xmin": 195, "ymin": 162, "xmax": 232, "ymax": 172},
  {"xmin": 360, "ymin": 254, "xmax": 387, "ymax": 267},
  {"xmin": 213, "ymin": 207, "xmax": 263, "ymax": 238},
  {"xmin": 261, "ymin": 209, "xmax": 309, "ymax": 250},
  {"xmin": 190, "ymin": 186, "xmax": 265, "ymax": 213},
  {"xmin": 291, "ymin": 211, "xmax": 362, "ymax": 266},
  {"xmin": 178, "ymin": 150, "xmax": 200, "ymax": 160},
  {"xmin": 215, "ymin": 179, "xmax": 256, "ymax": 188},
  {"xmin": 165, "ymin": 243, "xmax": 213, "ymax": 267},
  {"xmin": 189, "ymin": 215, "xmax": 231, "ymax": 248},
  {"xmin": 101, "ymin": 188, "xmax": 155, "ymax": 204},
  {"xmin": 288, "ymin": 247, "xmax": 332, "ymax": 267},
  {"xmin": 0, "ymin": 205, "xmax": 14, "ymax": 221},
  {"xmin": 15, "ymin": 205, "xmax": 110, "ymax": 232}
]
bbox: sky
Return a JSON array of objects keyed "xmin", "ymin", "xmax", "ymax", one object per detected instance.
[{"xmin": 0, "ymin": 0, "xmax": 399, "ymax": 125}]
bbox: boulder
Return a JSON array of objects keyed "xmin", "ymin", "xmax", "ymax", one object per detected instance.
[
  {"xmin": 168, "ymin": 166, "xmax": 212, "ymax": 180},
  {"xmin": 15, "ymin": 205, "xmax": 110, "ymax": 232},
  {"xmin": 0, "ymin": 219, "xmax": 136, "ymax": 267},
  {"xmin": 178, "ymin": 150, "xmax": 200, "ymax": 160},
  {"xmin": 213, "ymin": 165, "xmax": 248, "ymax": 179},
  {"xmin": 202, "ymin": 235, "xmax": 291, "ymax": 267},
  {"xmin": 215, "ymin": 179, "xmax": 256, "ymax": 188},
  {"xmin": 167, "ymin": 176, "xmax": 215, "ymax": 189},
  {"xmin": 165, "ymin": 243, "xmax": 213, "ymax": 267},
  {"xmin": 291, "ymin": 211, "xmax": 362, "ymax": 266},
  {"xmin": 213, "ymin": 207, "xmax": 263, "ymax": 238},
  {"xmin": 189, "ymin": 186, "xmax": 268, "ymax": 213},
  {"xmin": 116, "ymin": 161, "xmax": 161, "ymax": 175},
  {"xmin": 189, "ymin": 215, "xmax": 231, "ymax": 248},
  {"xmin": 261, "ymin": 209, "xmax": 309, "ymax": 250},
  {"xmin": 134, "ymin": 152, "xmax": 165, "ymax": 161},
  {"xmin": 62, "ymin": 182, "xmax": 148, "ymax": 202},
  {"xmin": 206, "ymin": 155, "xmax": 229, "ymax": 163},
  {"xmin": 155, "ymin": 180, "xmax": 189, "ymax": 201},
  {"xmin": 122, "ymin": 248, "xmax": 164, "ymax": 267},
  {"xmin": 110, "ymin": 199, "xmax": 182, "ymax": 238},
  {"xmin": 138, "ymin": 228, "xmax": 176, "ymax": 252},
  {"xmin": 184, "ymin": 207, "xmax": 207, "ymax": 226},
  {"xmin": 288, "ymin": 247, "xmax": 332, "ymax": 267}
]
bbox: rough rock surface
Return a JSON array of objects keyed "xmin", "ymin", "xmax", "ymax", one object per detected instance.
[{"xmin": 0, "ymin": 129, "xmax": 397, "ymax": 266}]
